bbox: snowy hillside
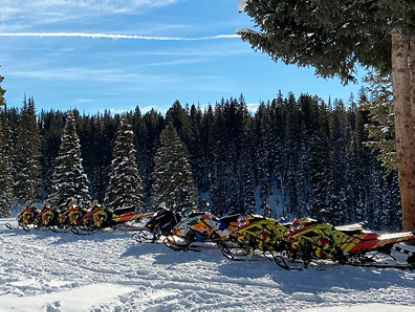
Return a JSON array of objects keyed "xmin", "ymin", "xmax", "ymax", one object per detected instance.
[{"xmin": 1, "ymin": 218, "xmax": 415, "ymax": 312}]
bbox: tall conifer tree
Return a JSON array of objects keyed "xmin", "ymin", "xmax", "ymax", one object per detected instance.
[
  {"xmin": 105, "ymin": 116, "xmax": 143, "ymax": 212},
  {"xmin": 15, "ymin": 97, "xmax": 42, "ymax": 204},
  {"xmin": 151, "ymin": 122, "xmax": 198, "ymax": 215},
  {"xmin": 47, "ymin": 111, "xmax": 90, "ymax": 210},
  {"xmin": 0, "ymin": 72, "xmax": 14, "ymax": 217}
]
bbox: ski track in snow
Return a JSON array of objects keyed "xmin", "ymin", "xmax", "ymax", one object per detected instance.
[{"xmin": 1, "ymin": 218, "xmax": 415, "ymax": 312}]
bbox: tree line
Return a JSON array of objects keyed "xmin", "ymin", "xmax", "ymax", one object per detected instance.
[{"xmin": 0, "ymin": 88, "xmax": 402, "ymax": 230}]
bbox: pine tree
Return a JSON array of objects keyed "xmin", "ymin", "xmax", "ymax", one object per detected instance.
[
  {"xmin": 151, "ymin": 122, "xmax": 198, "ymax": 215},
  {"xmin": 47, "ymin": 111, "xmax": 90, "ymax": 210},
  {"xmin": 0, "ymin": 73, "xmax": 14, "ymax": 217},
  {"xmin": 15, "ymin": 97, "xmax": 42, "ymax": 205},
  {"xmin": 255, "ymin": 103, "xmax": 272, "ymax": 214},
  {"xmin": 104, "ymin": 116, "xmax": 144, "ymax": 212},
  {"xmin": 360, "ymin": 73, "xmax": 396, "ymax": 176}
]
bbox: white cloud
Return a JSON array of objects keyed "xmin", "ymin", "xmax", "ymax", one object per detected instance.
[
  {"xmin": 0, "ymin": 32, "xmax": 240, "ymax": 41},
  {"xmin": 0, "ymin": 0, "xmax": 180, "ymax": 27},
  {"xmin": 6, "ymin": 67, "xmax": 175, "ymax": 83},
  {"xmin": 247, "ymin": 102, "xmax": 260, "ymax": 113}
]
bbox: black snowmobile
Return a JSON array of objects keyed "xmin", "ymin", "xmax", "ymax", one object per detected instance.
[{"xmin": 132, "ymin": 207, "xmax": 181, "ymax": 243}]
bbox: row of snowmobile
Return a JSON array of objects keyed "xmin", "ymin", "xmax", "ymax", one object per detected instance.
[
  {"xmin": 7, "ymin": 203, "xmax": 153, "ymax": 234},
  {"xmin": 8, "ymin": 204, "xmax": 415, "ymax": 270},
  {"xmin": 133, "ymin": 208, "xmax": 415, "ymax": 270}
]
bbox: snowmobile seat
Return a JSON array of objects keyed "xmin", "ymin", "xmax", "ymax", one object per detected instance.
[
  {"xmin": 334, "ymin": 223, "xmax": 365, "ymax": 235},
  {"xmin": 220, "ymin": 214, "xmax": 239, "ymax": 227},
  {"xmin": 113, "ymin": 207, "xmax": 135, "ymax": 215}
]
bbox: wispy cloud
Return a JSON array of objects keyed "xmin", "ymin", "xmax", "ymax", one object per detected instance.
[
  {"xmin": 0, "ymin": 0, "xmax": 180, "ymax": 25},
  {"xmin": 0, "ymin": 32, "xmax": 240, "ymax": 41},
  {"xmin": 6, "ymin": 67, "xmax": 176, "ymax": 83}
]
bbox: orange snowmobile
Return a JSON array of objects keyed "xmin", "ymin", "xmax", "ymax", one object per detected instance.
[{"xmin": 164, "ymin": 212, "xmax": 239, "ymax": 251}]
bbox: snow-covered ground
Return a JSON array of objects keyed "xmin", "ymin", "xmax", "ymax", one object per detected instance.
[{"xmin": 1, "ymin": 218, "xmax": 415, "ymax": 312}]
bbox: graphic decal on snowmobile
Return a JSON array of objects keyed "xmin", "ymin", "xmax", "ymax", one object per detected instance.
[{"xmin": 164, "ymin": 213, "xmax": 239, "ymax": 251}]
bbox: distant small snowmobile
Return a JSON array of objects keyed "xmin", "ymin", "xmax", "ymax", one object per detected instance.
[
  {"xmin": 58, "ymin": 204, "xmax": 88, "ymax": 229},
  {"xmin": 164, "ymin": 212, "xmax": 239, "ymax": 251},
  {"xmin": 14, "ymin": 206, "xmax": 40, "ymax": 231},
  {"xmin": 33, "ymin": 206, "xmax": 61, "ymax": 231},
  {"xmin": 132, "ymin": 207, "xmax": 181, "ymax": 243},
  {"xmin": 75, "ymin": 205, "xmax": 153, "ymax": 234},
  {"xmin": 282, "ymin": 218, "xmax": 415, "ymax": 269}
]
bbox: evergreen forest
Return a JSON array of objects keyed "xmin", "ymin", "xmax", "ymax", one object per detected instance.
[{"xmin": 0, "ymin": 92, "xmax": 401, "ymax": 230}]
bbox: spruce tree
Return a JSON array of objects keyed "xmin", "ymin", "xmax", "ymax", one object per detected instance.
[
  {"xmin": 151, "ymin": 122, "xmax": 198, "ymax": 215},
  {"xmin": 104, "ymin": 116, "xmax": 144, "ymax": 212},
  {"xmin": 15, "ymin": 97, "xmax": 42, "ymax": 205},
  {"xmin": 360, "ymin": 73, "xmax": 396, "ymax": 176},
  {"xmin": 0, "ymin": 73, "xmax": 14, "ymax": 217},
  {"xmin": 47, "ymin": 111, "xmax": 90, "ymax": 210}
]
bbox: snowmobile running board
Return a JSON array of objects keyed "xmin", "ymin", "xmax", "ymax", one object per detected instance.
[{"xmin": 346, "ymin": 262, "xmax": 415, "ymax": 270}]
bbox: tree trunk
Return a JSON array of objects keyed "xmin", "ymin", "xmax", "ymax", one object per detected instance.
[{"xmin": 391, "ymin": 31, "xmax": 415, "ymax": 231}]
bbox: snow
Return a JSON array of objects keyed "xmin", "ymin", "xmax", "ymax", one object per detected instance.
[
  {"xmin": 238, "ymin": 0, "xmax": 248, "ymax": 12},
  {"xmin": 236, "ymin": 27, "xmax": 260, "ymax": 36},
  {"xmin": 1, "ymin": 218, "xmax": 415, "ymax": 311}
]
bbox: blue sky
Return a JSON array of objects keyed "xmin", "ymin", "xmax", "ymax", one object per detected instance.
[{"xmin": 0, "ymin": 0, "xmax": 363, "ymax": 114}]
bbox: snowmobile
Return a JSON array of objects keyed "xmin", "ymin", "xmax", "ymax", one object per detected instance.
[
  {"xmin": 14, "ymin": 206, "xmax": 40, "ymax": 231},
  {"xmin": 217, "ymin": 215, "xmax": 290, "ymax": 263},
  {"xmin": 33, "ymin": 206, "xmax": 62, "ymax": 231},
  {"xmin": 111, "ymin": 208, "xmax": 153, "ymax": 226},
  {"xmin": 164, "ymin": 212, "xmax": 239, "ymax": 251},
  {"xmin": 132, "ymin": 207, "xmax": 181, "ymax": 243},
  {"xmin": 75, "ymin": 205, "xmax": 153, "ymax": 234},
  {"xmin": 58, "ymin": 204, "xmax": 88, "ymax": 230},
  {"xmin": 72, "ymin": 203, "xmax": 114, "ymax": 234},
  {"xmin": 282, "ymin": 218, "xmax": 415, "ymax": 269}
]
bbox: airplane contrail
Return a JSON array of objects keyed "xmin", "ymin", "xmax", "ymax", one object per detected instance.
[{"xmin": 0, "ymin": 32, "xmax": 240, "ymax": 41}]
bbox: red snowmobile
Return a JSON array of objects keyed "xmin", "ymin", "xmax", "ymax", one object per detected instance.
[
  {"xmin": 15, "ymin": 206, "xmax": 40, "ymax": 231},
  {"xmin": 75, "ymin": 204, "xmax": 152, "ymax": 234},
  {"xmin": 33, "ymin": 205, "xmax": 61, "ymax": 230}
]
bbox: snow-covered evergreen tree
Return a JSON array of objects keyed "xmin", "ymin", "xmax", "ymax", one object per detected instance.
[
  {"xmin": 0, "ymin": 73, "xmax": 14, "ymax": 217},
  {"xmin": 104, "ymin": 116, "xmax": 143, "ymax": 212},
  {"xmin": 151, "ymin": 122, "xmax": 198, "ymax": 215},
  {"xmin": 15, "ymin": 96, "xmax": 42, "ymax": 204},
  {"xmin": 47, "ymin": 111, "xmax": 90, "ymax": 210},
  {"xmin": 255, "ymin": 103, "xmax": 273, "ymax": 214}
]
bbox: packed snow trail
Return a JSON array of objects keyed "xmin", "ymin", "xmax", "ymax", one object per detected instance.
[{"xmin": 1, "ymin": 219, "xmax": 415, "ymax": 312}]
